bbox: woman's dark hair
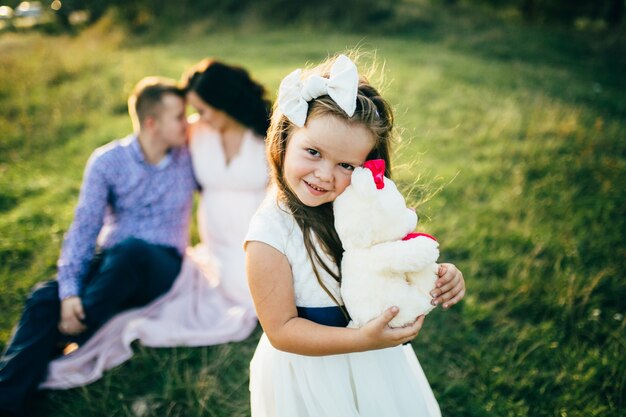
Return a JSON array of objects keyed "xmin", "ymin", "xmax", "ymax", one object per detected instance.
[{"xmin": 182, "ymin": 59, "xmax": 272, "ymax": 137}]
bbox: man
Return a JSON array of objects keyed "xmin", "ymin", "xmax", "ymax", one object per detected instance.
[{"xmin": 0, "ymin": 77, "xmax": 197, "ymax": 417}]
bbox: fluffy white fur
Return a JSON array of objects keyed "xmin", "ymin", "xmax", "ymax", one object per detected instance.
[{"xmin": 334, "ymin": 166, "xmax": 440, "ymax": 328}]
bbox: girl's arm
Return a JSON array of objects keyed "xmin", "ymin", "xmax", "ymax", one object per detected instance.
[
  {"xmin": 430, "ymin": 263, "xmax": 466, "ymax": 309},
  {"xmin": 247, "ymin": 241, "xmax": 425, "ymax": 356}
]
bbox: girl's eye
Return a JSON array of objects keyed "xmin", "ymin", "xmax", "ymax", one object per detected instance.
[
  {"xmin": 307, "ymin": 148, "xmax": 320, "ymax": 157},
  {"xmin": 339, "ymin": 163, "xmax": 355, "ymax": 171}
]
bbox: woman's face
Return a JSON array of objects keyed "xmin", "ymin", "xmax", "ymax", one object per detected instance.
[{"xmin": 187, "ymin": 91, "xmax": 232, "ymax": 132}]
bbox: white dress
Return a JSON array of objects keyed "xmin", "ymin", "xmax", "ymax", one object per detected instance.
[
  {"xmin": 190, "ymin": 122, "xmax": 268, "ymax": 308},
  {"xmin": 244, "ymin": 194, "xmax": 442, "ymax": 417}
]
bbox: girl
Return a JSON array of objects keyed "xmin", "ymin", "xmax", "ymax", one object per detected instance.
[{"xmin": 244, "ymin": 54, "xmax": 465, "ymax": 417}]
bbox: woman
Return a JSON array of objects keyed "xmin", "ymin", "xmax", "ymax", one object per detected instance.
[{"xmin": 183, "ymin": 59, "xmax": 272, "ymax": 307}]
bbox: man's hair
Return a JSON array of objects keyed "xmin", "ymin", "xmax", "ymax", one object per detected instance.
[{"xmin": 128, "ymin": 76, "xmax": 185, "ymax": 130}]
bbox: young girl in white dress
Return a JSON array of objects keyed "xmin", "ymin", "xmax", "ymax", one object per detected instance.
[{"xmin": 244, "ymin": 54, "xmax": 466, "ymax": 417}]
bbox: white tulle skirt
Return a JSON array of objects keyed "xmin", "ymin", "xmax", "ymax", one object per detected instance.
[{"xmin": 250, "ymin": 334, "xmax": 441, "ymax": 417}]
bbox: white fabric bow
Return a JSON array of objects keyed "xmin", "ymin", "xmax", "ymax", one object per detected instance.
[{"xmin": 278, "ymin": 54, "xmax": 359, "ymax": 127}]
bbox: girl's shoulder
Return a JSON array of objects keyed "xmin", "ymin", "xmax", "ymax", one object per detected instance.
[
  {"xmin": 245, "ymin": 188, "xmax": 299, "ymax": 253},
  {"xmin": 252, "ymin": 190, "xmax": 296, "ymax": 230}
]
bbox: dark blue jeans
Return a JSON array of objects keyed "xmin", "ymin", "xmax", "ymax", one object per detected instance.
[{"xmin": 0, "ymin": 238, "xmax": 182, "ymax": 416}]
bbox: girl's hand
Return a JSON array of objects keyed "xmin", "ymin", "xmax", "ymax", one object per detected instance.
[
  {"xmin": 430, "ymin": 263, "xmax": 466, "ymax": 309},
  {"xmin": 358, "ymin": 307, "xmax": 425, "ymax": 349}
]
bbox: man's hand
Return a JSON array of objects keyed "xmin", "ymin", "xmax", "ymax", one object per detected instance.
[
  {"xmin": 430, "ymin": 263, "xmax": 466, "ymax": 309},
  {"xmin": 59, "ymin": 296, "xmax": 87, "ymax": 335}
]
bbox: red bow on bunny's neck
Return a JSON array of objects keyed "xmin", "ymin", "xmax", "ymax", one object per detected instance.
[
  {"xmin": 363, "ymin": 159, "xmax": 438, "ymax": 243},
  {"xmin": 362, "ymin": 159, "xmax": 386, "ymax": 189}
]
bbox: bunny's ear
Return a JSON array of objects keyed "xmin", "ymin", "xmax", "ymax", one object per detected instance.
[
  {"xmin": 350, "ymin": 166, "xmax": 378, "ymax": 195},
  {"xmin": 363, "ymin": 159, "xmax": 385, "ymax": 189}
]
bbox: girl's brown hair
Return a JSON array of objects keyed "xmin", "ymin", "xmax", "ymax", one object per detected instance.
[{"xmin": 266, "ymin": 56, "xmax": 395, "ymax": 308}]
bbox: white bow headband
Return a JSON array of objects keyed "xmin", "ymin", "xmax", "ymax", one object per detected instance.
[{"xmin": 277, "ymin": 54, "xmax": 359, "ymax": 127}]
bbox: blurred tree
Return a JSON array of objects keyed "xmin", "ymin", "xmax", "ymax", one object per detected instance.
[
  {"xmin": 435, "ymin": 0, "xmax": 624, "ymax": 28},
  {"xmin": 521, "ymin": 0, "xmax": 625, "ymax": 27},
  {"xmin": 46, "ymin": 0, "xmax": 624, "ymax": 32},
  {"xmin": 607, "ymin": 0, "xmax": 624, "ymax": 27},
  {"xmin": 53, "ymin": 0, "xmax": 107, "ymax": 29},
  {"xmin": 46, "ymin": 0, "xmax": 395, "ymax": 31}
]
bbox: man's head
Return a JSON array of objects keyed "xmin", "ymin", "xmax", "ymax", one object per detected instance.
[{"xmin": 128, "ymin": 77, "xmax": 188, "ymax": 148}]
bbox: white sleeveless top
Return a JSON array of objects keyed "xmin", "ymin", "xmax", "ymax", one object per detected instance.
[{"xmin": 244, "ymin": 191, "xmax": 342, "ymax": 308}]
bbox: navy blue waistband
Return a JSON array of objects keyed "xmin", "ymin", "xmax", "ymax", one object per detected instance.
[{"xmin": 297, "ymin": 306, "xmax": 350, "ymax": 327}]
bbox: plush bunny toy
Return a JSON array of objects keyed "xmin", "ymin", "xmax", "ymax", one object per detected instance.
[{"xmin": 334, "ymin": 159, "xmax": 440, "ymax": 328}]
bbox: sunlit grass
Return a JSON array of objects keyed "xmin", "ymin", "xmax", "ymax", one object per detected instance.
[{"xmin": 1, "ymin": 4, "xmax": 624, "ymax": 416}]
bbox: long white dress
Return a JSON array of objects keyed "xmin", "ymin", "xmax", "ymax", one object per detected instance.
[
  {"xmin": 244, "ymin": 194, "xmax": 442, "ymax": 417},
  {"xmin": 190, "ymin": 121, "xmax": 268, "ymax": 308}
]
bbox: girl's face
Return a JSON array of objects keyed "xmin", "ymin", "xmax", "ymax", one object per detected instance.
[
  {"xmin": 283, "ymin": 114, "xmax": 375, "ymax": 207},
  {"xmin": 187, "ymin": 91, "xmax": 232, "ymax": 132}
]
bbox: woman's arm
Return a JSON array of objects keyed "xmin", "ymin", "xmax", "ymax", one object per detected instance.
[{"xmin": 246, "ymin": 241, "xmax": 425, "ymax": 356}]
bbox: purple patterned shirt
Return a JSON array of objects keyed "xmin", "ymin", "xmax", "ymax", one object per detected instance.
[{"xmin": 56, "ymin": 135, "xmax": 198, "ymax": 299}]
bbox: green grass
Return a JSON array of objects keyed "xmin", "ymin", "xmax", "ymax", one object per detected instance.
[{"xmin": 1, "ymin": 4, "xmax": 625, "ymax": 416}]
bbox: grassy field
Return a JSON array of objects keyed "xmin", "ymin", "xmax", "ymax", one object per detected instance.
[{"xmin": 0, "ymin": 4, "xmax": 624, "ymax": 416}]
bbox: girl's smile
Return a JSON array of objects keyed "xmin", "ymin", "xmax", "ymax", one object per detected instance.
[
  {"xmin": 283, "ymin": 114, "xmax": 375, "ymax": 207},
  {"xmin": 303, "ymin": 180, "xmax": 328, "ymax": 195}
]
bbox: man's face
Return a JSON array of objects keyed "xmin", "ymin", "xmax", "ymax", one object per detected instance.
[{"xmin": 153, "ymin": 93, "xmax": 188, "ymax": 147}]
